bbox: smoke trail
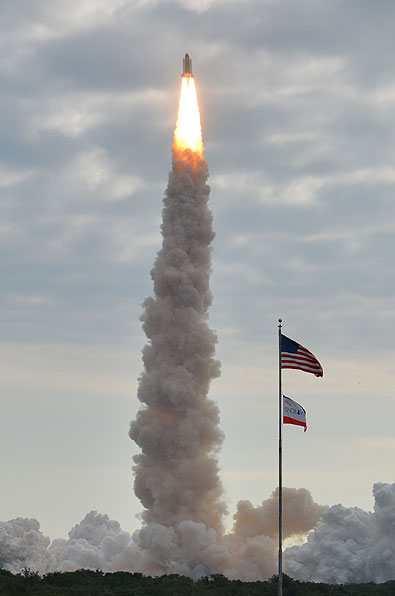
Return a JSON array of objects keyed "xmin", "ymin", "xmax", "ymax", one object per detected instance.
[{"xmin": 129, "ymin": 145, "xmax": 226, "ymax": 534}]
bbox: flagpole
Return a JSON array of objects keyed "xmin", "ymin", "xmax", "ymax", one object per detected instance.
[{"xmin": 278, "ymin": 318, "xmax": 283, "ymax": 596}]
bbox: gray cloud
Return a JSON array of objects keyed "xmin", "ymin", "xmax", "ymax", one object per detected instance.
[{"xmin": 1, "ymin": 0, "xmax": 395, "ymax": 578}]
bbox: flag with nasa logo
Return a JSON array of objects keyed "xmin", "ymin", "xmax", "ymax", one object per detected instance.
[{"xmin": 283, "ymin": 395, "xmax": 307, "ymax": 432}]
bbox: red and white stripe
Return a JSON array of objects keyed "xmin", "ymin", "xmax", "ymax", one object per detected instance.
[
  {"xmin": 283, "ymin": 415, "xmax": 307, "ymax": 429},
  {"xmin": 281, "ymin": 345, "xmax": 323, "ymax": 377}
]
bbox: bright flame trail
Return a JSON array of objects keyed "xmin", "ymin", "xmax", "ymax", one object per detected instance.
[{"xmin": 174, "ymin": 77, "xmax": 203, "ymax": 155}]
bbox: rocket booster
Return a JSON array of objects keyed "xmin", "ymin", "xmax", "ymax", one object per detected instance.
[{"xmin": 182, "ymin": 53, "xmax": 193, "ymax": 78}]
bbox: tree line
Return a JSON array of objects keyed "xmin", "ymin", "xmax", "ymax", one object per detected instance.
[{"xmin": 1, "ymin": 569, "xmax": 395, "ymax": 596}]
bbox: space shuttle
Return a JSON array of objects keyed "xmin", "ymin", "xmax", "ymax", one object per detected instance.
[{"xmin": 182, "ymin": 53, "xmax": 193, "ymax": 78}]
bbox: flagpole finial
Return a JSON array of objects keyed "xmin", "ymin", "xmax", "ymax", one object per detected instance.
[{"xmin": 278, "ymin": 318, "xmax": 282, "ymax": 329}]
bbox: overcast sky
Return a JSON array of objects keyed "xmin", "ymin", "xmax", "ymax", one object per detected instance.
[{"xmin": 1, "ymin": 0, "xmax": 395, "ymax": 541}]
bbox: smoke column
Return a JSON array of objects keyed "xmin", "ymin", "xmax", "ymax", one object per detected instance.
[
  {"xmin": 129, "ymin": 73, "xmax": 226, "ymax": 537},
  {"xmin": 129, "ymin": 145, "xmax": 225, "ymax": 534}
]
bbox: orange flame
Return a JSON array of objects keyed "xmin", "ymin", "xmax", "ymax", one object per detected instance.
[{"xmin": 174, "ymin": 77, "xmax": 203, "ymax": 155}]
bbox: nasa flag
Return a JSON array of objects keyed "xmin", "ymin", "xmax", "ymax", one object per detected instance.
[{"xmin": 283, "ymin": 395, "xmax": 307, "ymax": 432}]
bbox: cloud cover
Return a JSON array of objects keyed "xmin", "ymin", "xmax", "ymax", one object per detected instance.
[{"xmin": 1, "ymin": 0, "xmax": 395, "ymax": 584}]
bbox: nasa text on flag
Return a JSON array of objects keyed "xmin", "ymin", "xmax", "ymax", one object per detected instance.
[{"xmin": 283, "ymin": 396, "xmax": 307, "ymax": 431}]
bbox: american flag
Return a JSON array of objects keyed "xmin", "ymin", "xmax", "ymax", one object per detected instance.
[{"xmin": 280, "ymin": 334, "xmax": 323, "ymax": 377}]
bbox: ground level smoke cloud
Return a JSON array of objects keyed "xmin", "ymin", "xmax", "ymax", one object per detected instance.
[
  {"xmin": 285, "ymin": 482, "xmax": 395, "ymax": 584},
  {"xmin": 3, "ymin": 484, "xmax": 395, "ymax": 582},
  {"xmin": 0, "ymin": 486, "xmax": 326, "ymax": 580}
]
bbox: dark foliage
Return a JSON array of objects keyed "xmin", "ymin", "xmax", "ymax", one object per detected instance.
[{"xmin": 1, "ymin": 570, "xmax": 395, "ymax": 596}]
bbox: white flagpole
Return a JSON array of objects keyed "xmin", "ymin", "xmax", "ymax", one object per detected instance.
[{"xmin": 278, "ymin": 318, "xmax": 283, "ymax": 596}]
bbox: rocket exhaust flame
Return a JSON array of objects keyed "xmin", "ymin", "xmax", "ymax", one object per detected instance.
[{"xmin": 174, "ymin": 73, "xmax": 203, "ymax": 155}]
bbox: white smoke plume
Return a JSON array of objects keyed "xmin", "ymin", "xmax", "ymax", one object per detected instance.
[
  {"xmin": 49, "ymin": 511, "xmax": 138, "ymax": 573},
  {"xmin": 4, "ymin": 484, "xmax": 395, "ymax": 583},
  {"xmin": 285, "ymin": 482, "xmax": 395, "ymax": 584},
  {"xmin": 129, "ymin": 146, "xmax": 226, "ymax": 535},
  {"xmin": 233, "ymin": 487, "xmax": 328, "ymax": 541},
  {"xmin": 0, "ymin": 517, "xmax": 52, "ymax": 575},
  {"xmin": 0, "ymin": 488, "xmax": 326, "ymax": 579},
  {"xmin": 126, "ymin": 142, "xmax": 229, "ymax": 578},
  {"xmin": 0, "ymin": 512, "xmax": 143, "ymax": 576}
]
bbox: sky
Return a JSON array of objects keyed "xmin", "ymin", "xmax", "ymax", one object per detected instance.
[{"xmin": 1, "ymin": 0, "xmax": 395, "ymax": 542}]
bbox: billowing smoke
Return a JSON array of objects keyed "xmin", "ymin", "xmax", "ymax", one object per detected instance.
[
  {"xmin": 285, "ymin": 482, "xmax": 395, "ymax": 584},
  {"xmin": 129, "ymin": 146, "xmax": 226, "ymax": 534},
  {"xmin": 0, "ymin": 512, "xmax": 138, "ymax": 575},
  {"xmin": 233, "ymin": 487, "xmax": 328, "ymax": 541},
  {"xmin": 0, "ymin": 487, "xmax": 325, "ymax": 579},
  {"xmin": 49, "ymin": 512, "xmax": 138, "ymax": 573},
  {"xmin": 5, "ymin": 484, "xmax": 395, "ymax": 583},
  {"xmin": 130, "ymin": 485, "xmax": 326, "ymax": 580},
  {"xmin": 0, "ymin": 517, "xmax": 52, "ymax": 575},
  {"xmin": 126, "ymin": 141, "xmax": 279, "ymax": 579}
]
